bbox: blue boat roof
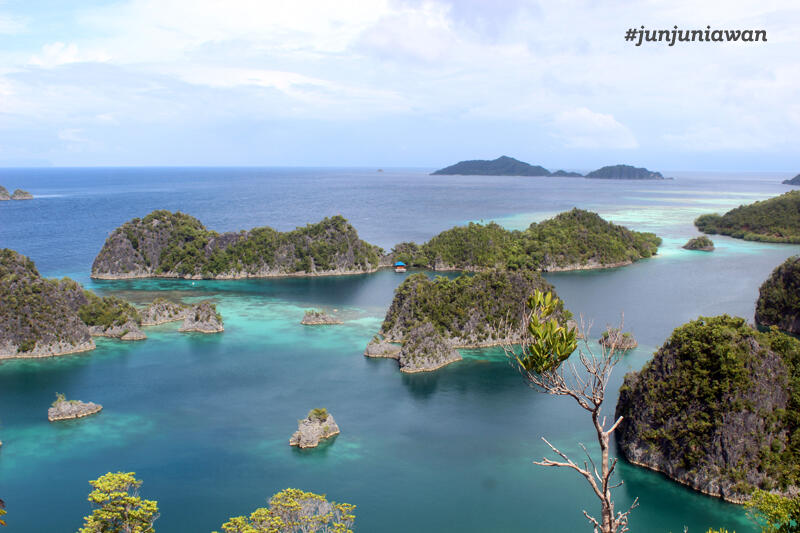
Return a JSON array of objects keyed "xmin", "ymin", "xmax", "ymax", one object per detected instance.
[{"xmin": 394, "ymin": 261, "xmax": 406, "ymax": 266}]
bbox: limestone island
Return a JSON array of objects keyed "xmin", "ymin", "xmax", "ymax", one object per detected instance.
[
  {"xmin": 81, "ymin": 292, "xmax": 146, "ymax": 340},
  {"xmin": 301, "ymin": 310, "xmax": 343, "ymax": 325},
  {"xmin": 782, "ymin": 173, "xmax": 800, "ymax": 185},
  {"xmin": 11, "ymin": 189, "xmax": 33, "ymax": 200},
  {"xmin": 598, "ymin": 328, "xmax": 637, "ymax": 351},
  {"xmin": 369, "ymin": 269, "xmax": 571, "ymax": 372},
  {"xmin": 616, "ymin": 315, "xmax": 800, "ymax": 503},
  {"xmin": 179, "ymin": 301, "xmax": 224, "ymax": 333},
  {"xmin": 140, "ymin": 298, "xmax": 191, "ymax": 325},
  {"xmin": 755, "ymin": 255, "xmax": 800, "ymax": 334},
  {"xmin": 289, "ymin": 408, "xmax": 340, "ymax": 448},
  {"xmin": 91, "ymin": 211, "xmax": 383, "ymax": 280},
  {"xmin": 387, "ymin": 209, "xmax": 661, "ymax": 272},
  {"xmin": 0, "ymin": 186, "xmax": 9, "ymax": 200},
  {"xmin": 695, "ymin": 190, "xmax": 800, "ymax": 243},
  {"xmin": 585, "ymin": 164, "xmax": 668, "ymax": 180},
  {"xmin": 682, "ymin": 236, "xmax": 714, "ymax": 251},
  {"xmin": 48, "ymin": 393, "xmax": 102, "ymax": 422}
]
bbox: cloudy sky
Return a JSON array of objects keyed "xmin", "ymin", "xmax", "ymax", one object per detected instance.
[{"xmin": 0, "ymin": 0, "xmax": 798, "ymax": 170}]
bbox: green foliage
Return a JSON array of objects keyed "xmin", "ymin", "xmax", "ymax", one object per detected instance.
[
  {"xmin": 78, "ymin": 472, "xmax": 158, "ymax": 533},
  {"xmin": 746, "ymin": 490, "xmax": 800, "ymax": 532},
  {"xmin": 309, "ymin": 408, "xmax": 328, "ymax": 422},
  {"xmin": 217, "ymin": 488, "xmax": 355, "ymax": 533},
  {"xmin": 695, "ymin": 191, "xmax": 800, "ymax": 243},
  {"xmin": 683, "ymin": 236, "xmax": 715, "ymax": 250},
  {"xmin": 396, "ymin": 209, "xmax": 660, "ymax": 271},
  {"xmin": 52, "ymin": 392, "xmax": 66, "ymax": 407},
  {"xmin": 78, "ymin": 292, "xmax": 141, "ymax": 328},
  {"xmin": 756, "ymin": 256, "xmax": 800, "ymax": 332},
  {"xmin": 515, "ymin": 290, "xmax": 578, "ymax": 373}
]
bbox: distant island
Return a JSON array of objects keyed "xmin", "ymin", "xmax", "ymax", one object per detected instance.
[
  {"xmin": 616, "ymin": 315, "xmax": 800, "ymax": 503},
  {"xmin": 389, "ymin": 209, "xmax": 661, "ymax": 272},
  {"xmin": 0, "ymin": 186, "xmax": 34, "ymax": 200},
  {"xmin": 782, "ymin": 174, "xmax": 800, "ymax": 185},
  {"xmin": 695, "ymin": 190, "xmax": 800, "ymax": 243},
  {"xmin": 755, "ymin": 256, "xmax": 800, "ymax": 334},
  {"xmin": 92, "ymin": 211, "xmax": 384, "ymax": 279},
  {"xmin": 430, "ymin": 156, "xmax": 668, "ymax": 180}
]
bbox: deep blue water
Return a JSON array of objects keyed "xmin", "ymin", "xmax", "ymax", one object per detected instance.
[{"xmin": 0, "ymin": 167, "xmax": 797, "ymax": 532}]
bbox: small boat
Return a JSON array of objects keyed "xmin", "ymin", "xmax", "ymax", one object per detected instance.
[{"xmin": 394, "ymin": 261, "xmax": 407, "ymax": 273}]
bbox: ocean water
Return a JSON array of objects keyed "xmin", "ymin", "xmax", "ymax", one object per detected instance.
[{"xmin": 0, "ymin": 167, "xmax": 797, "ymax": 532}]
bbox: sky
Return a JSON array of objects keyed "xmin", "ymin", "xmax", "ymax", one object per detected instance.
[{"xmin": 0, "ymin": 0, "xmax": 798, "ymax": 170}]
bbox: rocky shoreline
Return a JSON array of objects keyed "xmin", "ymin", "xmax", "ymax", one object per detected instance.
[
  {"xmin": 301, "ymin": 310, "xmax": 343, "ymax": 325},
  {"xmin": 91, "ymin": 266, "xmax": 380, "ymax": 280},
  {"xmin": 0, "ymin": 340, "xmax": 96, "ymax": 360}
]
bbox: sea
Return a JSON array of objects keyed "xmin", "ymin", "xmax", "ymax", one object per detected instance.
[{"xmin": 0, "ymin": 167, "xmax": 797, "ymax": 532}]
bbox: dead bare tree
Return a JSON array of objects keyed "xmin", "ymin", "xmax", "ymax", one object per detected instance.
[{"xmin": 502, "ymin": 290, "xmax": 638, "ymax": 533}]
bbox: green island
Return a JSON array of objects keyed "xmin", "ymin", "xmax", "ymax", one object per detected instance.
[
  {"xmin": 390, "ymin": 208, "xmax": 661, "ymax": 271},
  {"xmin": 756, "ymin": 255, "xmax": 800, "ymax": 334},
  {"xmin": 431, "ymin": 155, "xmax": 576, "ymax": 177},
  {"xmin": 585, "ymin": 164, "xmax": 666, "ymax": 180},
  {"xmin": 615, "ymin": 315, "xmax": 800, "ymax": 503},
  {"xmin": 91, "ymin": 211, "xmax": 384, "ymax": 279},
  {"xmin": 695, "ymin": 190, "xmax": 800, "ymax": 243},
  {"xmin": 682, "ymin": 235, "xmax": 714, "ymax": 251}
]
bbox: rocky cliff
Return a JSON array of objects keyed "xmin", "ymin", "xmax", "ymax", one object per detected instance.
[
  {"xmin": 756, "ymin": 256, "xmax": 800, "ymax": 334},
  {"xmin": 289, "ymin": 408, "xmax": 340, "ymax": 448},
  {"xmin": 615, "ymin": 315, "xmax": 800, "ymax": 502},
  {"xmin": 397, "ymin": 322, "xmax": 462, "ymax": 372},
  {"xmin": 91, "ymin": 211, "xmax": 383, "ymax": 279},
  {"xmin": 0, "ymin": 249, "xmax": 95, "ymax": 358},
  {"xmin": 179, "ymin": 301, "xmax": 224, "ymax": 333}
]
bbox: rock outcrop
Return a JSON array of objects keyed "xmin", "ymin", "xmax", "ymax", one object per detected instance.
[
  {"xmin": 0, "ymin": 249, "xmax": 95, "ymax": 358},
  {"xmin": 88, "ymin": 322, "xmax": 146, "ymax": 341},
  {"xmin": 179, "ymin": 301, "xmax": 224, "ymax": 333},
  {"xmin": 140, "ymin": 298, "xmax": 190, "ymax": 325},
  {"xmin": 48, "ymin": 395, "xmax": 103, "ymax": 421},
  {"xmin": 289, "ymin": 408, "xmax": 340, "ymax": 448},
  {"xmin": 755, "ymin": 256, "xmax": 800, "ymax": 334},
  {"xmin": 11, "ymin": 189, "xmax": 33, "ymax": 200},
  {"xmin": 300, "ymin": 310, "xmax": 342, "ymax": 325},
  {"xmin": 616, "ymin": 315, "xmax": 800, "ymax": 503},
  {"xmin": 683, "ymin": 236, "xmax": 714, "ymax": 251},
  {"xmin": 0, "ymin": 186, "xmax": 9, "ymax": 200},
  {"xmin": 78, "ymin": 292, "xmax": 146, "ymax": 340},
  {"xmin": 363, "ymin": 338, "xmax": 402, "ymax": 359},
  {"xmin": 397, "ymin": 323, "xmax": 461, "ymax": 373},
  {"xmin": 782, "ymin": 174, "xmax": 800, "ymax": 186},
  {"xmin": 598, "ymin": 328, "xmax": 637, "ymax": 351},
  {"xmin": 91, "ymin": 211, "xmax": 383, "ymax": 279}
]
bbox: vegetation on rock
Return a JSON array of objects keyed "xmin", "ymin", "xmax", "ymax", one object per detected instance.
[
  {"xmin": 390, "ymin": 209, "xmax": 660, "ymax": 272},
  {"xmin": 92, "ymin": 211, "xmax": 383, "ymax": 279},
  {"xmin": 616, "ymin": 315, "xmax": 800, "ymax": 502},
  {"xmin": 217, "ymin": 488, "xmax": 355, "ymax": 533},
  {"xmin": 756, "ymin": 256, "xmax": 800, "ymax": 335},
  {"xmin": 78, "ymin": 292, "xmax": 141, "ymax": 329},
  {"xmin": 683, "ymin": 236, "xmax": 715, "ymax": 251},
  {"xmin": 585, "ymin": 164, "xmax": 665, "ymax": 180},
  {"xmin": 695, "ymin": 191, "xmax": 800, "ymax": 243},
  {"xmin": 431, "ymin": 155, "xmax": 552, "ymax": 176}
]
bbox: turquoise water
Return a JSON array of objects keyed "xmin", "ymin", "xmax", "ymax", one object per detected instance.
[{"xmin": 0, "ymin": 168, "xmax": 797, "ymax": 531}]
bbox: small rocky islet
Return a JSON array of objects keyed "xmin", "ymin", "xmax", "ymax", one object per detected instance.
[
  {"xmin": 178, "ymin": 301, "xmax": 224, "ymax": 333},
  {"xmin": 300, "ymin": 310, "xmax": 343, "ymax": 325},
  {"xmin": 0, "ymin": 186, "xmax": 33, "ymax": 201},
  {"xmin": 48, "ymin": 394, "xmax": 103, "ymax": 422},
  {"xmin": 683, "ymin": 236, "xmax": 714, "ymax": 251},
  {"xmin": 289, "ymin": 408, "xmax": 340, "ymax": 448},
  {"xmin": 597, "ymin": 328, "xmax": 637, "ymax": 351}
]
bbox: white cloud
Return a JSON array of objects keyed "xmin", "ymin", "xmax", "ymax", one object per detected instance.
[
  {"xmin": 551, "ymin": 108, "xmax": 638, "ymax": 149},
  {"xmin": 28, "ymin": 42, "xmax": 111, "ymax": 68},
  {"xmin": 58, "ymin": 128, "xmax": 87, "ymax": 142}
]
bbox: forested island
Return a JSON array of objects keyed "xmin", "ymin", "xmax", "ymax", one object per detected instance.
[
  {"xmin": 782, "ymin": 174, "xmax": 800, "ymax": 185},
  {"xmin": 370, "ymin": 269, "xmax": 570, "ymax": 372},
  {"xmin": 585, "ymin": 164, "xmax": 667, "ymax": 180},
  {"xmin": 430, "ymin": 157, "xmax": 667, "ymax": 180},
  {"xmin": 91, "ymin": 211, "xmax": 384, "ymax": 279},
  {"xmin": 389, "ymin": 209, "xmax": 661, "ymax": 272},
  {"xmin": 695, "ymin": 190, "xmax": 800, "ymax": 243},
  {"xmin": 756, "ymin": 256, "xmax": 800, "ymax": 334},
  {"xmin": 616, "ymin": 315, "xmax": 800, "ymax": 503},
  {"xmin": 682, "ymin": 236, "xmax": 714, "ymax": 251}
]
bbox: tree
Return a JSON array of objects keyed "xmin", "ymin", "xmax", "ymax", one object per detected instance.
[
  {"xmin": 217, "ymin": 488, "xmax": 356, "ymax": 533},
  {"xmin": 746, "ymin": 490, "xmax": 800, "ymax": 532},
  {"xmin": 502, "ymin": 290, "xmax": 638, "ymax": 533},
  {"xmin": 79, "ymin": 472, "xmax": 159, "ymax": 533}
]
